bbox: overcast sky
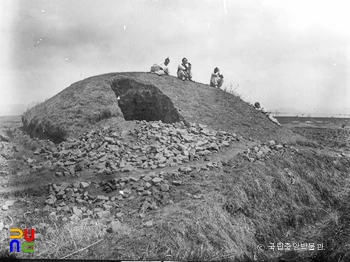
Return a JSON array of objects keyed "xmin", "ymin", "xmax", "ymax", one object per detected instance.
[{"xmin": 1, "ymin": 0, "xmax": 349, "ymax": 115}]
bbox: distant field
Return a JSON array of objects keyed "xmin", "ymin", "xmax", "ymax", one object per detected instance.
[{"xmin": 275, "ymin": 116, "xmax": 350, "ymax": 127}]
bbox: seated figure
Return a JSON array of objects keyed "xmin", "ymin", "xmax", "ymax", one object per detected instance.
[
  {"xmin": 210, "ymin": 67, "xmax": 224, "ymax": 88},
  {"xmin": 177, "ymin": 57, "xmax": 192, "ymax": 81},
  {"xmin": 150, "ymin": 57, "xmax": 170, "ymax": 76}
]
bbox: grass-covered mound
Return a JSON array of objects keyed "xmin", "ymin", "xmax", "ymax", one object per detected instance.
[{"xmin": 22, "ymin": 72, "xmax": 296, "ymax": 143}]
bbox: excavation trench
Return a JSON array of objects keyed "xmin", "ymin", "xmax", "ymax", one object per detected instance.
[{"xmin": 111, "ymin": 78, "xmax": 183, "ymax": 123}]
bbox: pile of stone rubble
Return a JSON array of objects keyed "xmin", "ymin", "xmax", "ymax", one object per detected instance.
[
  {"xmin": 30, "ymin": 120, "xmax": 238, "ymax": 177},
  {"xmin": 43, "ymin": 162, "xmax": 224, "ymax": 224},
  {"xmin": 241, "ymin": 140, "xmax": 288, "ymax": 162}
]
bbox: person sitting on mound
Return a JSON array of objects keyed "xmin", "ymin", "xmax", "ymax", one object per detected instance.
[
  {"xmin": 177, "ymin": 57, "xmax": 193, "ymax": 81},
  {"xmin": 210, "ymin": 67, "xmax": 224, "ymax": 88},
  {"xmin": 150, "ymin": 57, "xmax": 170, "ymax": 76},
  {"xmin": 254, "ymin": 102, "xmax": 281, "ymax": 126}
]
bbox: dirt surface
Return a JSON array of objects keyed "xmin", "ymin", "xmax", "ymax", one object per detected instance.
[{"xmin": 291, "ymin": 126, "xmax": 350, "ymax": 150}]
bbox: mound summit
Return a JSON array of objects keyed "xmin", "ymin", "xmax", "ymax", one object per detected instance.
[{"xmin": 22, "ymin": 72, "xmax": 295, "ymax": 143}]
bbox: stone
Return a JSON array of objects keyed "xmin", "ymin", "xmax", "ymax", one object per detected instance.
[
  {"xmin": 221, "ymin": 141, "xmax": 230, "ymax": 147},
  {"xmin": 0, "ymin": 131, "xmax": 10, "ymax": 142},
  {"xmin": 207, "ymin": 143, "xmax": 219, "ymax": 151},
  {"xmin": 104, "ymin": 137, "xmax": 114, "ymax": 144},
  {"xmin": 72, "ymin": 206, "xmax": 83, "ymax": 216},
  {"xmin": 256, "ymin": 151, "xmax": 264, "ymax": 158},
  {"xmin": 64, "ymin": 161, "xmax": 76, "ymax": 166},
  {"xmin": 129, "ymin": 176, "xmax": 139, "ymax": 182},
  {"xmin": 143, "ymin": 190, "xmax": 152, "ymax": 196},
  {"xmin": 160, "ymin": 184, "xmax": 170, "ymax": 192},
  {"xmin": 55, "ymin": 172, "xmax": 63, "ymax": 177},
  {"xmin": 97, "ymin": 210, "xmax": 111, "ymax": 219},
  {"xmin": 182, "ymin": 135, "xmax": 194, "ymax": 142},
  {"xmin": 122, "ymin": 166, "xmax": 134, "ymax": 172},
  {"xmin": 260, "ymin": 146, "xmax": 271, "ymax": 154},
  {"xmin": 45, "ymin": 198, "xmax": 56, "ymax": 205},
  {"xmin": 276, "ymin": 144, "xmax": 284, "ymax": 150},
  {"xmin": 96, "ymin": 195, "xmax": 109, "ymax": 201},
  {"xmin": 56, "ymin": 190, "xmax": 65, "ymax": 197},
  {"xmin": 172, "ymin": 180, "xmax": 183, "ymax": 185},
  {"xmin": 152, "ymin": 177, "xmax": 162, "ymax": 183},
  {"xmin": 69, "ymin": 214, "xmax": 80, "ymax": 221},
  {"xmin": 116, "ymin": 212, "xmax": 124, "ymax": 218},
  {"xmin": 143, "ymin": 175, "xmax": 152, "ymax": 182},
  {"xmin": 49, "ymin": 212, "xmax": 57, "ymax": 220},
  {"xmin": 5, "ymin": 200, "xmax": 15, "ymax": 207},
  {"xmin": 43, "ymin": 205, "xmax": 51, "ymax": 212},
  {"xmin": 193, "ymin": 194, "xmax": 204, "ymax": 199},
  {"xmin": 66, "ymin": 190, "xmax": 74, "ymax": 199},
  {"xmin": 150, "ymin": 202, "xmax": 158, "ymax": 210},
  {"xmin": 107, "ymin": 220, "xmax": 122, "ymax": 233},
  {"xmin": 144, "ymin": 220, "xmax": 154, "ymax": 227},
  {"xmin": 140, "ymin": 201, "xmax": 151, "ymax": 212},
  {"xmin": 150, "ymin": 123, "xmax": 160, "ymax": 128},
  {"xmin": 179, "ymin": 166, "xmax": 192, "ymax": 173},
  {"xmin": 136, "ymin": 187, "xmax": 145, "ymax": 192},
  {"xmin": 269, "ymin": 140, "xmax": 276, "ymax": 147},
  {"xmin": 206, "ymin": 162, "xmax": 214, "ymax": 168},
  {"xmin": 183, "ymin": 120, "xmax": 191, "ymax": 128}
]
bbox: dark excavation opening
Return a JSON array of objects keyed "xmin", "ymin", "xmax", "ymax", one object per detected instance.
[{"xmin": 111, "ymin": 78, "xmax": 182, "ymax": 123}]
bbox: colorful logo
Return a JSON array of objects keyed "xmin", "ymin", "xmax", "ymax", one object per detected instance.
[{"xmin": 9, "ymin": 228, "xmax": 35, "ymax": 253}]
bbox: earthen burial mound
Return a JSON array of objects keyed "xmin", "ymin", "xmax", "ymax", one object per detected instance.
[{"xmin": 22, "ymin": 72, "xmax": 294, "ymax": 143}]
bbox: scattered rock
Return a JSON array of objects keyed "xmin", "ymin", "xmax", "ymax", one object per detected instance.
[
  {"xmin": 152, "ymin": 177, "xmax": 162, "ymax": 183},
  {"xmin": 160, "ymin": 184, "xmax": 170, "ymax": 192},
  {"xmin": 80, "ymin": 182, "xmax": 90, "ymax": 189},
  {"xmin": 107, "ymin": 220, "xmax": 122, "ymax": 233},
  {"xmin": 172, "ymin": 180, "xmax": 183, "ymax": 185},
  {"xmin": 269, "ymin": 140, "xmax": 276, "ymax": 147},
  {"xmin": 144, "ymin": 220, "xmax": 154, "ymax": 227},
  {"xmin": 97, "ymin": 210, "xmax": 111, "ymax": 219},
  {"xmin": 276, "ymin": 144, "xmax": 284, "ymax": 150}
]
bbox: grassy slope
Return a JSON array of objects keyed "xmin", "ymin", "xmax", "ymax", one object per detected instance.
[
  {"xmin": 22, "ymin": 72, "xmax": 297, "ymax": 143},
  {"xmin": 102, "ymin": 147, "xmax": 350, "ymax": 261},
  {"xmin": 20, "ymin": 144, "xmax": 346, "ymax": 261},
  {"xmin": 22, "ymin": 76, "xmax": 123, "ymax": 141},
  {"xmin": 115, "ymin": 72, "xmax": 296, "ymax": 142}
]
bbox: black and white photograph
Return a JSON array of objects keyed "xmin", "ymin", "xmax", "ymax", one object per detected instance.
[{"xmin": 0, "ymin": 0, "xmax": 350, "ymax": 261}]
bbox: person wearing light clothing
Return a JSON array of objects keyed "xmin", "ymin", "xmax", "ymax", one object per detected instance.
[
  {"xmin": 254, "ymin": 102, "xmax": 281, "ymax": 126},
  {"xmin": 177, "ymin": 57, "xmax": 192, "ymax": 81},
  {"xmin": 150, "ymin": 57, "xmax": 170, "ymax": 76},
  {"xmin": 210, "ymin": 67, "xmax": 224, "ymax": 88}
]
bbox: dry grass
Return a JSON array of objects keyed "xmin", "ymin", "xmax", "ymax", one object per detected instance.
[
  {"xmin": 0, "ymin": 219, "xmax": 108, "ymax": 260},
  {"xmin": 22, "ymin": 72, "xmax": 298, "ymax": 143},
  {"xmin": 77, "ymin": 148, "xmax": 350, "ymax": 261},
  {"xmin": 22, "ymin": 77, "xmax": 124, "ymax": 142},
  {"xmin": 1, "ymin": 130, "xmax": 349, "ymax": 261}
]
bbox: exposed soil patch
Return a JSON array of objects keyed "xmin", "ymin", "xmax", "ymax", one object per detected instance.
[{"xmin": 292, "ymin": 126, "xmax": 350, "ymax": 150}]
